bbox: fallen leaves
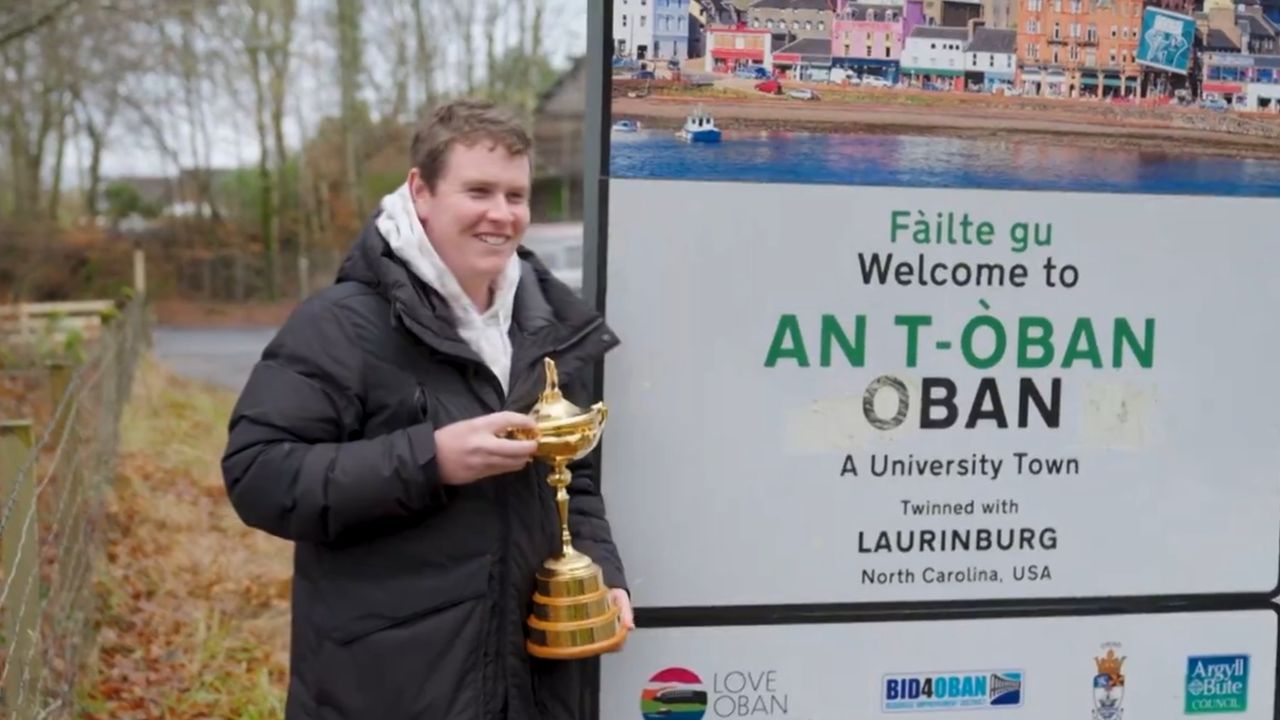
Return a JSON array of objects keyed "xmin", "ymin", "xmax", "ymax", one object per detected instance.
[{"xmin": 77, "ymin": 357, "xmax": 291, "ymax": 719}]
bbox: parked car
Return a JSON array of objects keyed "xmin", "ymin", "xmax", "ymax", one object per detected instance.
[
  {"xmin": 755, "ymin": 79, "xmax": 783, "ymax": 95},
  {"xmin": 735, "ymin": 65, "xmax": 770, "ymax": 80},
  {"xmin": 521, "ymin": 223, "xmax": 584, "ymax": 296},
  {"xmin": 1200, "ymin": 95, "xmax": 1228, "ymax": 111},
  {"xmin": 861, "ymin": 75, "xmax": 893, "ymax": 88},
  {"xmin": 787, "ymin": 88, "xmax": 820, "ymax": 100}
]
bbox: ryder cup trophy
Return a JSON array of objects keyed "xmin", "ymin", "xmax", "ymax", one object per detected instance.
[{"xmin": 510, "ymin": 357, "xmax": 626, "ymax": 659}]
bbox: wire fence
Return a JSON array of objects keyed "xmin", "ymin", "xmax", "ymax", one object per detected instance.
[{"xmin": 0, "ymin": 297, "xmax": 148, "ymax": 719}]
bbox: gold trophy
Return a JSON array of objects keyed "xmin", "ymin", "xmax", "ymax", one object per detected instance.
[{"xmin": 510, "ymin": 357, "xmax": 627, "ymax": 659}]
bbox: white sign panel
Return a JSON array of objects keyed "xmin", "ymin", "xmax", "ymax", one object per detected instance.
[
  {"xmin": 601, "ymin": 179, "xmax": 1280, "ymax": 607},
  {"xmin": 601, "ymin": 609, "xmax": 1277, "ymax": 720}
]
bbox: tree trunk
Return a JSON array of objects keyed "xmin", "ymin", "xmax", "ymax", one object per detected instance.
[
  {"xmin": 47, "ymin": 106, "xmax": 68, "ymax": 220},
  {"xmin": 248, "ymin": 0, "xmax": 278, "ymax": 299},
  {"xmin": 485, "ymin": 1, "xmax": 500, "ymax": 96},
  {"xmin": 336, "ymin": 0, "xmax": 364, "ymax": 221},
  {"xmin": 84, "ymin": 121, "xmax": 103, "ymax": 217},
  {"xmin": 412, "ymin": 0, "xmax": 435, "ymax": 109},
  {"xmin": 269, "ymin": 0, "xmax": 296, "ymax": 298}
]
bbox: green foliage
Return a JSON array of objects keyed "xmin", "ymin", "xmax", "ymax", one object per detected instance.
[
  {"xmin": 216, "ymin": 161, "xmax": 299, "ymax": 225},
  {"xmin": 364, "ymin": 170, "xmax": 406, "ymax": 202},
  {"xmin": 103, "ymin": 182, "xmax": 161, "ymax": 222}
]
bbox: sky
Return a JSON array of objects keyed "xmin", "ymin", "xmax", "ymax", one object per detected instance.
[{"xmin": 86, "ymin": 0, "xmax": 588, "ymax": 180}]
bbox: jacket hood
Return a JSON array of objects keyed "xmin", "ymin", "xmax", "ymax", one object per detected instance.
[{"xmin": 335, "ymin": 211, "xmax": 613, "ymax": 372}]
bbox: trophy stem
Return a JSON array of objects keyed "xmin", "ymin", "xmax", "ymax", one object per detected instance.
[{"xmin": 551, "ymin": 460, "xmax": 576, "ymax": 559}]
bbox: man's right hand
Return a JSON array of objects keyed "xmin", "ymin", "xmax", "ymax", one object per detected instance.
[{"xmin": 435, "ymin": 412, "xmax": 539, "ymax": 486}]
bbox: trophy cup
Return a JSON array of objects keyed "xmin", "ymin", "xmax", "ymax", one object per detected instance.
[{"xmin": 510, "ymin": 357, "xmax": 627, "ymax": 660}]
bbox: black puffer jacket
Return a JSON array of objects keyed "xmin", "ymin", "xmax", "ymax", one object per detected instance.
[{"xmin": 221, "ymin": 216, "xmax": 626, "ymax": 720}]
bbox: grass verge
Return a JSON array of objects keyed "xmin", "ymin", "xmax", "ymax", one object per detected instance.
[{"xmin": 77, "ymin": 355, "xmax": 291, "ymax": 719}]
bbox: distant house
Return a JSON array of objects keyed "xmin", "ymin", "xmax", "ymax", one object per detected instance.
[
  {"xmin": 654, "ymin": 0, "xmax": 693, "ymax": 60},
  {"xmin": 749, "ymin": 0, "xmax": 836, "ymax": 49},
  {"xmin": 532, "ymin": 57, "xmax": 587, "ymax": 222},
  {"xmin": 705, "ymin": 25, "xmax": 775, "ymax": 72},
  {"xmin": 614, "ymin": 0, "xmax": 655, "ymax": 59},
  {"xmin": 964, "ymin": 27, "xmax": 1017, "ymax": 90},
  {"xmin": 832, "ymin": 0, "xmax": 927, "ymax": 82},
  {"xmin": 694, "ymin": 0, "xmax": 744, "ymax": 25},
  {"xmin": 772, "ymin": 37, "xmax": 834, "ymax": 80},
  {"xmin": 901, "ymin": 25, "xmax": 970, "ymax": 88}
]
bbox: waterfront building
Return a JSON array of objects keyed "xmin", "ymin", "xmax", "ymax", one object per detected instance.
[
  {"xmin": 965, "ymin": 27, "xmax": 1019, "ymax": 89},
  {"xmin": 772, "ymin": 37, "xmax": 836, "ymax": 79},
  {"xmin": 748, "ymin": 0, "xmax": 837, "ymax": 49},
  {"xmin": 614, "ymin": 0, "xmax": 656, "ymax": 59},
  {"xmin": 654, "ymin": 0, "xmax": 694, "ymax": 60},
  {"xmin": 901, "ymin": 25, "xmax": 970, "ymax": 88},
  {"xmin": 1202, "ymin": 52, "xmax": 1280, "ymax": 110},
  {"xmin": 705, "ymin": 24, "xmax": 776, "ymax": 72},
  {"xmin": 982, "ymin": 0, "xmax": 1018, "ymax": 30},
  {"xmin": 832, "ymin": 0, "xmax": 927, "ymax": 82},
  {"xmin": 1015, "ymin": 0, "xmax": 1149, "ymax": 98}
]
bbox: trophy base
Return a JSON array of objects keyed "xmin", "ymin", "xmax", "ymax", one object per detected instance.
[
  {"xmin": 526, "ymin": 626, "xmax": 628, "ymax": 660},
  {"xmin": 525, "ymin": 549, "xmax": 627, "ymax": 660}
]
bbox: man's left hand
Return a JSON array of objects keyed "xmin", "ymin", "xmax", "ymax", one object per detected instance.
[{"xmin": 610, "ymin": 588, "xmax": 635, "ymax": 631}]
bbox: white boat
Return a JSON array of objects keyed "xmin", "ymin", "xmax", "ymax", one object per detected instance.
[
  {"xmin": 612, "ymin": 119, "xmax": 640, "ymax": 132},
  {"xmin": 676, "ymin": 106, "xmax": 721, "ymax": 143}
]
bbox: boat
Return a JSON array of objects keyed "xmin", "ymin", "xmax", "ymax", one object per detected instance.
[
  {"xmin": 612, "ymin": 119, "xmax": 639, "ymax": 133},
  {"xmin": 676, "ymin": 106, "xmax": 721, "ymax": 143}
]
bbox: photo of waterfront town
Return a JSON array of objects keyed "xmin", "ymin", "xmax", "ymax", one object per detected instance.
[{"xmin": 608, "ymin": 0, "xmax": 1280, "ymax": 196}]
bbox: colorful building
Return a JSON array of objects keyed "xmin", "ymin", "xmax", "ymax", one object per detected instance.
[
  {"xmin": 832, "ymin": 0, "xmax": 927, "ymax": 81},
  {"xmin": 965, "ymin": 27, "xmax": 1019, "ymax": 89},
  {"xmin": 705, "ymin": 25, "xmax": 775, "ymax": 72},
  {"xmin": 614, "ymin": 0, "xmax": 655, "ymax": 59},
  {"xmin": 1016, "ymin": 0, "xmax": 1150, "ymax": 98},
  {"xmin": 654, "ymin": 0, "xmax": 694, "ymax": 60}
]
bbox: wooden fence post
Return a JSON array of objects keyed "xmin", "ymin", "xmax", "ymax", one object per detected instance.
[
  {"xmin": 46, "ymin": 362, "xmax": 71, "ymax": 446},
  {"xmin": 0, "ymin": 420, "xmax": 37, "ymax": 719},
  {"xmin": 132, "ymin": 245, "xmax": 147, "ymax": 298}
]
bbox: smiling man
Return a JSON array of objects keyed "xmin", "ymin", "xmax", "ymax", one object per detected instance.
[{"xmin": 221, "ymin": 99, "xmax": 632, "ymax": 720}]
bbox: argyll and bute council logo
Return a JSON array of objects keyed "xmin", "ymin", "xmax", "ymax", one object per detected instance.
[
  {"xmin": 1185, "ymin": 655, "xmax": 1249, "ymax": 714},
  {"xmin": 641, "ymin": 667, "xmax": 708, "ymax": 720}
]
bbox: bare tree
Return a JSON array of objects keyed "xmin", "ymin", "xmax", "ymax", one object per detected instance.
[
  {"xmin": 412, "ymin": 0, "xmax": 437, "ymax": 111},
  {"xmin": 0, "ymin": 0, "xmax": 79, "ymax": 48},
  {"xmin": 485, "ymin": 0, "xmax": 503, "ymax": 97},
  {"xmin": 335, "ymin": 0, "xmax": 363, "ymax": 219}
]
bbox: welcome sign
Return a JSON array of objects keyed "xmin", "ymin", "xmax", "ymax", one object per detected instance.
[
  {"xmin": 602, "ymin": 182, "xmax": 1280, "ymax": 607},
  {"xmin": 590, "ymin": 0, "xmax": 1280, "ymax": 716}
]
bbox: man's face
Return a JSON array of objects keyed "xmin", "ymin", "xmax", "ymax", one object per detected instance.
[{"xmin": 410, "ymin": 140, "xmax": 531, "ymax": 291}]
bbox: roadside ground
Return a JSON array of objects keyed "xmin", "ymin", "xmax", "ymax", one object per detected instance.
[{"xmin": 77, "ymin": 356, "xmax": 291, "ymax": 719}]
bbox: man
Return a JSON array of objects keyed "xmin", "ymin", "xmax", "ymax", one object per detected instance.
[{"xmin": 221, "ymin": 99, "xmax": 632, "ymax": 719}]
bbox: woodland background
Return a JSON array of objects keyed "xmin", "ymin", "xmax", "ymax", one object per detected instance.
[{"xmin": 1, "ymin": 0, "xmax": 586, "ymax": 307}]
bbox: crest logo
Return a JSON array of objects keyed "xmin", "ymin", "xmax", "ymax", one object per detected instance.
[{"xmin": 1092, "ymin": 644, "xmax": 1126, "ymax": 720}]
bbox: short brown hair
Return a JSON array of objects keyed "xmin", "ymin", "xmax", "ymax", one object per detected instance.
[{"xmin": 410, "ymin": 99, "xmax": 533, "ymax": 190}]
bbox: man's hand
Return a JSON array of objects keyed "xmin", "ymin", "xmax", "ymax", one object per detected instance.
[
  {"xmin": 610, "ymin": 588, "xmax": 635, "ymax": 631},
  {"xmin": 435, "ymin": 412, "xmax": 538, "ymax": 486}
]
